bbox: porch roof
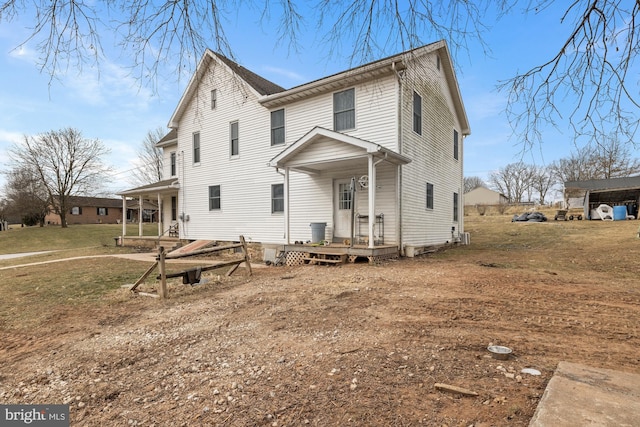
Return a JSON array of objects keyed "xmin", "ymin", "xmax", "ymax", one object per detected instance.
[
  {"xmin": 118, "ymin": 179, "xmax": 180, "ymax": 197},
  {"xmin": 268, "ymin": 127, "xmax": 411, "ymax": 174}
]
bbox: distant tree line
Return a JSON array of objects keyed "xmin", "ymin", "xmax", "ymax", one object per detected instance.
[
  {"xmin": 465, "ymin": 139, "xmax": 640, "ymax": 205},
  {"xmin": 2, "ymin": 126, "xmax": 165, "ymax": 227}
]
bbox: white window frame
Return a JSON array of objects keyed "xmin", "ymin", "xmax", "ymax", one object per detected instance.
[{"xmin": 333, "ymin": 88, "xmax": 355, "ymax": 131}]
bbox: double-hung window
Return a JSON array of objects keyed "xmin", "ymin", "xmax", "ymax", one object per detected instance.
[
  {"xmin": 211, "ymin": 89, "xmax": 217, "ymax": 109},
  {"xmin": 453, "ymin": 192, "xmax": 459, "ymax": 222},
  {"xmin": 230, "ymin": 122, "xmax": 239, "ymax": 156},
  {"xmin": 193, "ymin": 132, "xmax": 200, "ymax": 164},
  {"xmin": 426, "ymin": 183, "xmax": 434, "ymax": 210},
  {"xmin": 170, "ymin": 152, "xmax": 176, "ymax": 176},
  {"xmin": 413, "ymin": 91, "xmax": 422, "ymax": 135},
  {"xmin": 453, "ymin": 130, "xmax": 459, "ymax": 160},
  {"xmin": 333, "ymin": 88, "xmax": 355, "ymax": 131},
  {"xmin": 271, "ymin": 109, "xmax": 285, "ymax": 146},
  {"xmin": 271, "ymin": 184, "xmax": 284, "ymax": 213},
  {"xmin": 97, "ymin": 207, "xmax": 108, "ymax": 216},
  {"xmin": 209, "ymin": 185, "xmax": 221, "ymax": 210}
]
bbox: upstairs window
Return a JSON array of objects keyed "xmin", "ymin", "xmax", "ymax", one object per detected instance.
[
  {"xmin": 271, "ymin": 109, "xmax": 285, "ymax": 146},
  {"xmin": 333, "ymin": 88, "xmax": 355, "ymax": 131},
  {"xmin": 413, "ymin": 91, "xmax": 422, "ymax": 135},
  {"xmin": 209, "ymin": 185, "xmax": 221, "ymax": 210},
  {"xmin": 170, "ymin": 152, "xmax": 176, "ymax": 176},
  {"xmin": 271, "ymin": 184, "xmax": 284, "ymax": 213},
  {"xmin": 453, "ymin": 130, "xmax": 459, "ymax": 160},
  {"xmin": 426, "ymin": 183, "xmax": 434, "ymax": 210},
  {"xmin": 193, "ymin": 132, "xmax": 200, "ymax": 164},
  {"xmin": 230, "ymin": 121, "xmax": 239, "ymax": 156},
  {"xmin": 211, "ymin": 89, "xmax": 217, "ymax": 109}
]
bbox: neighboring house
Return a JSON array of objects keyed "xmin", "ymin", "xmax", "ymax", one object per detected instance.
[
  {"xmin": 464, "ymin": 187, "xmax": 508, "ymax": 206},
  {"xmin": 120, "ymin": 40, "xmax": 470, "ymax": 258},
  {"xmin": 45, "ymin": 196, "xmax": 124, "ymax": 225},
  {"xmin": 564, "ymin": 177, "xmax": 640, "ymax": 219}
]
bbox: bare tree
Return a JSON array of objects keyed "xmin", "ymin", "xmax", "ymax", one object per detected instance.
[
  {"xmin": 592, "ymin": 136, "xmax": 640, "ymax": 179},
  {"xmin": 500, "ymin": 1, "xmax": 640, "ymax": 150},
  {"xmin": 131, "ymin": 127, "xmax": 165, "ymax": 186},
  {"xmin": 2, "ymin": 1, "xmax": 640, "ymax": 151},
  {"xmin": 464, "ymin": 176, "xmax": 486, "ymax": 193},
  {"xmin": 489, "ymin": 162, "xmax": 533, "ymax": 203},
  {"xmin": 3, "ymin": 165, "xmax": 51, "ymax": 226},
  {"xmin": 10, "ymin": 127, "xmax": 112, "ymax": 228},
  {"xmin": 551, "ymin": 138, "xmax": 640, "ymax": 184},
  {"xmin": 530, "ymin": 165, "xmax": 556, "ymax": 205}
]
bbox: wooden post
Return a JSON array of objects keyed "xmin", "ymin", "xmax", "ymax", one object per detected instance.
[
  {"xmin": 240, "ymin": 235, "xmax": 252, "ymax": 276},
  {"xmin": 158, "ymin": 246, "xmax": 167, "ymax": 298}
]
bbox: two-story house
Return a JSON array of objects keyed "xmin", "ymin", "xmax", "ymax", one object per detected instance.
[{"xmin": 119, "ymin": 40, "xmax": 470, "ymax": 261}]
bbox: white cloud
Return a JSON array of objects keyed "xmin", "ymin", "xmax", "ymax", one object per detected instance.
[
  {"xmin": 7, "ymin": 44, "xmax": 38, "ymax": 63},
  {"xmin": 466, "ymin": 91, "xmax": 507, "ymax": 121},
  {"xmin": 262, "ymin": 65, "xmax": 306, "ymax": 84}
]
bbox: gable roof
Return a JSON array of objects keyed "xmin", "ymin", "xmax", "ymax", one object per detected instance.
[
  {"xmin": 169, "ymin": 51, "xmax": 285, "ymax": 127},
  {"xmin": 269, "ymin": 126, "xmax": 411, "ymax": 174},
  {"xmin": 169, "ymin": 41, "xmax": 469, "ymax": 135},
  {"xmin": 214, "ymin": 53, "xmax": 286, "ymax": 96}
]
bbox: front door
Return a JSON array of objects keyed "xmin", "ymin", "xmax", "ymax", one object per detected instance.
[{"xmin": 333, "ymin": 179, "xmax": 353, "ymax": 239}]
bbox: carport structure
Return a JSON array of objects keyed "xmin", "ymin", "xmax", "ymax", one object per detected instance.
[{"xmin": 564, "ymin": 177, "xmax": 640, "ymax": 219}]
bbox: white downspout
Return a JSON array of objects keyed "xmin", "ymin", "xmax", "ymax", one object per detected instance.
[
  {"xmin": 392, "ymin": 61, "xmax": 404, "ymax": 254},
  {"xmin": 157, "ymin": 193, "xmax": 162, "ymax": 237}
]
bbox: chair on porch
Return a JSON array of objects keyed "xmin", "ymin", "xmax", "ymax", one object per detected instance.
[{"xmin": 168, "ymin": 223, "xmax": 179, "ymax": 237}]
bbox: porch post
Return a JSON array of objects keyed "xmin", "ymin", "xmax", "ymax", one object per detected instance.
[
  {"xmin": 138, "ymin": 195, "xmax": 143, "ymax": 237},
  {"xmin": 368, "ymin": 154, "xmax": 376, "ymax": 249},
  {"xmin": 285, "ymin": 167, "xmax": 290, "ymax": 244},
  {"xmin": 157, "ymin": 193, "xmax": 162, "ymax": 237},
  {"xmin": 121, "ymin": 196, "xmax": 126, "ymax": 237}
]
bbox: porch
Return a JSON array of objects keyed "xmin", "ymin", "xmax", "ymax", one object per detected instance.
[
  {"xmin": 268, "ymin": 127, "xmax": 412, "ymax": 250},
  {"xmin": 117, "ymin": 178, "xmax": 180, "ymax": 241},
  {"xmin": 281, "ymin": 242, "xmax": 399, "ymax": 265}
]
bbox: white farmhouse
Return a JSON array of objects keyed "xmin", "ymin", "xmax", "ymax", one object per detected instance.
[{"xmin": 120, "ymin": 40, "xmax": 470, "ymax": 262}]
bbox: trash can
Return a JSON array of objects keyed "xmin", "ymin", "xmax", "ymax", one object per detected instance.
[
  {"xmin": 613, "ymin": 205, "xmax": 627, "ymax": 221},
  {"xmin": 310, "ymin": 222, "xmax": 327, "ymax": 243}
]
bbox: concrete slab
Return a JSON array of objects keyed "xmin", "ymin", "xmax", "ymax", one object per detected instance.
[{"xmin": 529, "ymin": 361, "xmax": 640, "ymax": 427}]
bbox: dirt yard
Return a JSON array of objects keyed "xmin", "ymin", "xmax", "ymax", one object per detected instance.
[{"xmin": 1, "ymin": 216, "xmax": 639, "ymax": 426}]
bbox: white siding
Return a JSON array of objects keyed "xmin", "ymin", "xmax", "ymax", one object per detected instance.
[
  {"xmin": 400, "ymin": 53, "xmax": 464, "ymax": 247},
  {"xmin": 164, "ymin": 49, "xmax": 465, "ymax": 249},
  {"xmin": 174, "ymin": 60, "xmax": 286, "ymax": 243}
]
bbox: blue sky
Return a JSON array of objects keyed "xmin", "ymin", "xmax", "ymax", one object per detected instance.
[{"xmin": 1, "ymin": 2, "xmax": 637, "ymax": 200}]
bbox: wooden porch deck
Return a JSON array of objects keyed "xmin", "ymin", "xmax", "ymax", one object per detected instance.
[{"xmin": 282, "ymin": 243, "xmax": 399, "ymax": 265}]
